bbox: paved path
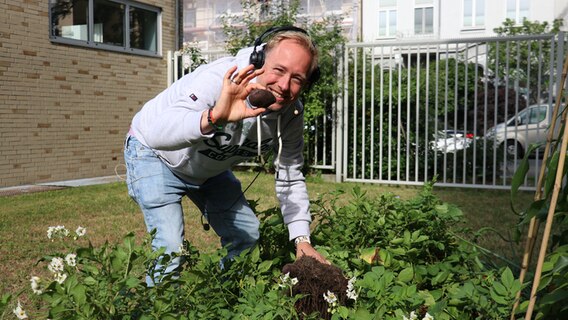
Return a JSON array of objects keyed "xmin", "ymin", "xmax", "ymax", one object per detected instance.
[{"xmin": 0, "ymin": 176, "xmax": 123, "ymax": 197}]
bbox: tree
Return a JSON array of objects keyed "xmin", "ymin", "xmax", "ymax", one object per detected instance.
[
  {"xmin": 488, "ymin": 18, "xmax": 563, "ymax": 104},
  {"xmin": 219, "ymin": 0, "xmax": 347, "ymax": 169}
]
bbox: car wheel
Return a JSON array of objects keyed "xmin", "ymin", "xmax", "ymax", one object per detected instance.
[{"xmin": 503, "ymin": 140, "xmax": 524, "ymax": 159}]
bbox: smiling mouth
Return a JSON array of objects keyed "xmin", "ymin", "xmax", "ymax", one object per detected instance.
[{"xmin": 268, "ymin": 90, "xmax": 287, "ymax": 103}]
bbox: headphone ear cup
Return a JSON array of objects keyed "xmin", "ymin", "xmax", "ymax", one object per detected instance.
[{"xmin": 249, "ymin": 50, "xmax": 265, "ymax": 69}]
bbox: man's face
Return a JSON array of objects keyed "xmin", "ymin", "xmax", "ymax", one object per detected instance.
[{"xmin": 257, "ymin": 39, "xmax": 312, "ymax": 112}]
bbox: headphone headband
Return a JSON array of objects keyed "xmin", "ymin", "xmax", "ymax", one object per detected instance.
[
  {"xmin": 249, "ymin": 25, "xmax": 320, "ymax": 87},
  {"xmin": 253, "ymin": 26, "xmax": 310, "ymax": 47}
]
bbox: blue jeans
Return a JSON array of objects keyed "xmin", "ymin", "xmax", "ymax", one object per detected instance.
[{"xmin": 124, "ymin": 135, "xmax": 260, "ymax": 284}]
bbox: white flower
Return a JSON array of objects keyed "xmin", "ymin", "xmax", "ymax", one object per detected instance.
[
  {"xmin": 346, "ymin": 276, "xmax": 358, "ymax": 301},
  {"xmin": 323, "ymin": 290, "xmax": 338, "ymax": 305},
  {"xmin": 47, "ymin": 226, "xmax": 55, "ymax": 239},
  {"xmin": 12, "ymin": 301, "xmax": 28, "ymax": 319},
  {"xmin": 47, "ymin": 225, "xmax": 69, "ymax": 240},
  {"xmin": 30, "ymin": 276, "xmax": 42, "ymax": 295},
  {"xmin": 403, "ymin": 311, "xmax": 419, "ymax": 320},
  {"xmin": 48, "ymin": 257, "xmax": 65, "ymax": 273},
  {"xmin": 422, "ymin": 313, "xmax": 434, "ymax": 320},
  {"xmin": 347, "ymin": 289, "xmax": 358, "ymax": 301},
  {"xmin": 75, "ymin": 226, "xmax": 86, "ymax": 238},
  {"xmin": 177, "ymin": 242, "xmax": 193, "ymax": 257},
  {"xmin": 279, "ymin": 272, "xmax": 299, "ymax": 288},
  {"xmin": 54, "ymin": 272, "xmax": 67, "ymax": 284},
  {"xmin": 65, "ymin": 253, "xmax": 77, "ymax": 267}
]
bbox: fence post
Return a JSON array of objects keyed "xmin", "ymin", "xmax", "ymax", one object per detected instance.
[
  {"xmin": 335, "ymin": 46, "xmax": 346, "ymax": 182},
  {"xmin": 167, "ymin": 50, "xmax": 173, "ymax": 87}
]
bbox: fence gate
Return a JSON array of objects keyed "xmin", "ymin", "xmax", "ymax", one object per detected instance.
[{"xmin": 337, "ymin": 33, "xmax": 567, "ymax": 190}]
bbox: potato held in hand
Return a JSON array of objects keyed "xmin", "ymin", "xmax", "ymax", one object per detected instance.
[{"xmin": 246, "ymin": 89, "xmax": 276, "ymax": 109}]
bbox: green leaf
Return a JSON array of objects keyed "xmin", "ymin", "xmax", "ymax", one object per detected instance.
[
  {"xmin": 251, "ymin": 246, "xmax": 260, "ymax": 263},
  {"xmin": 552, "ymin": 255, "xmax": 568, "ymax": 273},
  {"xmin": 492, "ymin": 282, "xmax": 508, "ymax": 297},
  {"xmin": 390, "ymin": 237, "xmax": 404, "ymax": 245},
  {"xmin": 125, "ymin": 276, "xmax": 140, "ymax": 288},
  {"xmin": 338, "ymin": 306, "xmax": 349, "ymax": 318},
  {"xmin": 544, "ymin": 150, "xmax": 560, "ymax": 198},
  {"xmin": 501, "ymin": 267, "xmax": 515, "ymax": 290},
  {"xmin": 490, "ymin": 288, "xmax": 508, "ymax": 305},
  {"xmin": 523, "ymin": 200, "xmax": 547, "ymax": 222},
  {"xmin": 510, "ymin": 149, "xmax": 531, "ymax": 199},
  {"xmin": 397, "ymin": 266, "xmax": 414, "ymax": 283},
  {"xmin": 419, "ymin": 290, "xmax": 436, "ymax": 306},
  {"xmin": 83, "ymin": 276, "xmax": 97, "ymax": 286},
  {"xmin": 351, "ymin": 306, "xmax": 373, "ymax": 320},
  {"xmin": 257, "ymin": 260, "xmax": 272, "ymax": 273},
  {"xmin": 432, "ymin": 271, "xmax": 448, "ymax": 285},
  {"xmin": 378, "ymin": 249, "xmax": 392, "ymax": 267},
  {"xmin": 70, "ymin": 283, "xmax": 86, "ymax": 305}
]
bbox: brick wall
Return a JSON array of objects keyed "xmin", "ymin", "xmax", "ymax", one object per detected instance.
[{"xmin": 0, "ymin": 0, "xmax": 176, "ymax": 187}]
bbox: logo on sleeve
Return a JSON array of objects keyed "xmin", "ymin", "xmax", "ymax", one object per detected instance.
[{"xmin": 189, "ymin": 93, "xmax": 198, "ymax": 101}]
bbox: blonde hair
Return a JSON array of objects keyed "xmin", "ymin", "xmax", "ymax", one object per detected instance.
[{"xmin": 264, "ymin": 30, "xmax": 319, "ymax": 79}]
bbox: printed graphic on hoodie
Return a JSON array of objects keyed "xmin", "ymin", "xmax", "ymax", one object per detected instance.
[{"xmin": 199, "ymin": 132, "xmax": 273, "ymax": 161}]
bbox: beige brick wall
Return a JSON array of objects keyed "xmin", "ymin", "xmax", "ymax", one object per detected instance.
[{"xmin": 0, "ymin": 0, "xmax": 176, "ymax": 187}]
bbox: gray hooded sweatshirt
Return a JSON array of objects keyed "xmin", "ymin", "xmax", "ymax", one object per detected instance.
[{"xmin": 129, "ymin": 46, "xmax": 311, "ymax": 240}]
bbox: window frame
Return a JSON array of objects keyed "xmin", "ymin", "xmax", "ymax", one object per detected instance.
[
  {"xmin": 378, "ymin": 1, "xmax": 398, "ymax": 39},
  {"xmin": 48, "ymin": 0, "xmax": 162, "ymax": 57},
  {"xmin": 506, "ymin": 0, "xmax": 529, "ymax": 25},
  {"xmin": 462, "ymin": 0, "xmax": 485, "ymax": 30},
  {"xmin": 414, "ymin": 2, "xmax": 434, "ymax": 35}
]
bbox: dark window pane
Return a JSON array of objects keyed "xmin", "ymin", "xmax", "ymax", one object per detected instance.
[
  {"xmin": 130, "ymin": 7, "xmax": 158, "ymax": 51},
  {"xmin": 93, "ymin": 0, "xmax": 125, "ymax": 46},
  {"xmin": 50, "ymin": 0, "xmax": 89, "ymax": 40}
]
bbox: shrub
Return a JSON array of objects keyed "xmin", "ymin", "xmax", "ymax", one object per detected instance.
[{"xmin": 1, "ymin": 184, "xmax": 529, "ymax": 319}]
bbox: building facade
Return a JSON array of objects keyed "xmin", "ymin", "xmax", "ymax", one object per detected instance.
[
  {"xmin": 0, "ymin": 0, "xmax": 179, "ymax": 188},
  {"xmin": 180, "ymin": 0, "xmax": 360, "ymax": 51},
  {"xmin": 361, "ymin": 0, "xmax": 567, "ymax": 42}
]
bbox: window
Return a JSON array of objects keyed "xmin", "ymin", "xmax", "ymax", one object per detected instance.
[
  {"xmin": 326, "ymin": 0, "xmax": 342, "ymax": 11},
  {"xmin": 516, "ymin": 106, "xmax": 546, "ymax": 125},
  {"xmin": 507, "ymin": 0, "xmax": 529, "ymax": 24},
  {"xmin": 463, "ymin": 0, "xmax": 485, "ymax": 28},
  {"xmin": 49, "ymin": 0, "xmax": 161, "ymax": 57},
  {"xmin": 214, "ymin": 0, "xmax": 242, "ymax": 25},
  {"xmin": 378, "ymin": 0, "xmax": 397, "ymax": 38},
  {"xmin": 414, "ymin": 0, "xmax": 434, "ymax": 35}
]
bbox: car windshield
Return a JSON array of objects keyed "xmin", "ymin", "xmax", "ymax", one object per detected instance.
[{"xmin": 510, "ymin": 105, "xmax": 547, "ymax": 126}]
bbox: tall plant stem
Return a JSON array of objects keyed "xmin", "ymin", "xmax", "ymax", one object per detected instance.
[{"xmin": 512, "ymin": 51, "xmax": 568, "ymax": 320}]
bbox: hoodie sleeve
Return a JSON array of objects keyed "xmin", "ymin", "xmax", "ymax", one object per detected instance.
[
  {"xmin": 273, "ymin": 102, "xmax": 312, "ymax": 240},
  {"xmin": 132, "ymin": 60, "xmax": 229, "ymax": 151},
  {"xmin": 133, "ymin": 48, "xmax": 257, "ymax": 151}
]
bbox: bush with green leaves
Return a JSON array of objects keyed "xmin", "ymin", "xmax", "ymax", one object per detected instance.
[{"xmin": 3, "ymin": 183, "xmax": 562, "ymax": 319}]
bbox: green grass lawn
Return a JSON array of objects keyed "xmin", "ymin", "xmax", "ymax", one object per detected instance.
[{"xmin": 0, "ymin": 170, "xmax": 534, "ymax": 297}]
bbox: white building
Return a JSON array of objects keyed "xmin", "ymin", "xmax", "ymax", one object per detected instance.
[
  {"xmin": 181, "ymin": 0, "xmax": 360, "ymax": 51},
  {"xmin": 361, "ymin": 0, "xmax": 568, "ymax": 42},
  {"xmin": 181, "ymin": 0, "xmax": 566, "ymax": 50}
]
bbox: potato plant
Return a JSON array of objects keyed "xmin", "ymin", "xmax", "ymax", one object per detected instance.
[{"xmin": 1, "ymin": 182, "xmax": 562, "ymax": 319}]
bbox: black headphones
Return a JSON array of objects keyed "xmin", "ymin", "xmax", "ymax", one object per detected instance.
[{"xmin": 249, "ymin": 26, "xmax": 321, "ymax": 86}]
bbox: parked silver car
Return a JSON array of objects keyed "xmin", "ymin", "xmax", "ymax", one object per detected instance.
[{"xmin": 485, "ymin": 104, "xmax": 561, "ymax": 158}]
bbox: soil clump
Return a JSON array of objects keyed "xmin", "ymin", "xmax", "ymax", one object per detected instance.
[{"xmin": 282, "ymin": 256, "xmax": 349, "ymax": 319}]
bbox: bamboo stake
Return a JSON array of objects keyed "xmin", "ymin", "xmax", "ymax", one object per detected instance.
[
  {"xmin": 510, "ymin": 52, "xmax": 568, "ymax": 319},
  {"xmin": 523, "ymin": 52, "xmax": 568, "ymax": 320}
]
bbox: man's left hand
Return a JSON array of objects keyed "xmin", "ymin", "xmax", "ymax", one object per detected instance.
[{"xmin": 296, "ymin": 242, "xmax": 330, "ymax": 265}]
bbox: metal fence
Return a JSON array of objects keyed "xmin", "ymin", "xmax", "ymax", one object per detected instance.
[
  {"xmin": 338, "ymin": 33, "xmax": 567, "ymax": 190},
  {"xmin": 166, "ymin": 33, "xmax": 567, "ymax": 190},
  {"xmin": 166, "ymin": 48, "xmax": 336, "ymax": 170}
]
